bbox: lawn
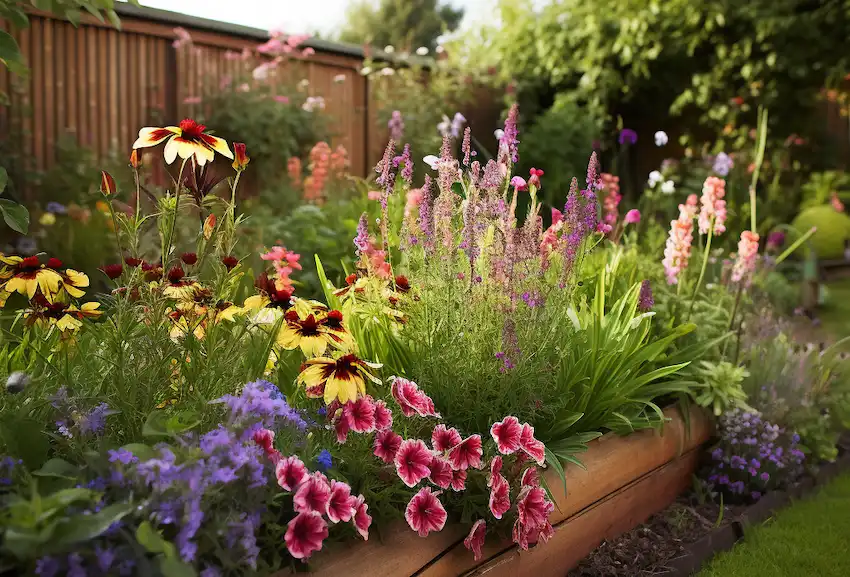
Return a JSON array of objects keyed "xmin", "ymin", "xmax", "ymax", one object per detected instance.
[{"xmin": 699, "ymin": 472, "xmax": 850, "ymax": 576}]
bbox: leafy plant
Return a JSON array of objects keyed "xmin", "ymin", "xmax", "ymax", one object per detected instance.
[{"xmin": 693, "ymin": 360, "xmax": 751, "ymax": 416}]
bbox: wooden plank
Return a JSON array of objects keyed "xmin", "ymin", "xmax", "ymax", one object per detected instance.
[
  {"xmin": 65, "ymin": 22, "xmax": 77, "ymax": 135},
  {"xmin": 96, "ymin": 27, "xmax": 107, "ymax": 155},
  {"xmin": 43, "ymin": 18, "xmax": 55, "ymax": 166},
  {"xmin": 0, "ymin": 20, "xmax": 8, "ymax": 132},
  {"xmin": 138, "ymin": 34, "xmax": 148, "ymax": 125},
  {"xmin": 108, "ymin": 28, "xmax": 119, "ymax": 150},
  {"xmin": 79, "ymin": 25, "xmax": 91, "ymax": 147},
  {"xmin": 31, "ymin": 18, "xmax": 44, "ymax": 171},
  {"xmin": 418, "ymin": 405, "xmax": 711, "ymax": 577},
  {"xmin": 465, "ymin": 449, "xmax": 701, "ymax": 577},
  {"xmin": 18, "ymin": 25, "xmax": 33, "ymax": 181},
  {"xmin": 118, "ymin": 30, "xmax": 129, "ymax": 148},
  {"xmin": 54, "ymin": 23, "xmax": 66, "ymax": 142},
  {"xmin": 128, "ymin": 34, "xmax": 139, "ymax": 143}
]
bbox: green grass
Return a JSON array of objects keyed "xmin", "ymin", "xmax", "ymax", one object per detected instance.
[{"xmin": 699, "ymin": 472, "xmax": 850, "ymax": 576}]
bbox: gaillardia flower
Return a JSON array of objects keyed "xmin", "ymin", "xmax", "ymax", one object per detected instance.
[
  {"xmin": 297, "ymin": 353, "xmax": 382, "ymax": 404},
  {"xmin": 277, "ymin": 309, "xmax": 351, "ymax": 357},
  {"xmin": 0, "ymin": 256, "xmax": 63, "ymax": 303},
  {"xmin": 133, "ymin": 118, "xmax": 233, "ymax": 166}
]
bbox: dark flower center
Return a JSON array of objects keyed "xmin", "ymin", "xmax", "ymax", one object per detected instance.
[{"xmin": 179, "ymin": 118, "xmax": 206, "ymax": 140}]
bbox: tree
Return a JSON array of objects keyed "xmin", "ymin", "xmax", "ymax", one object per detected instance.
[{"xmin": 338, "ymin": 0, "xmax": 464, "ymax": 52}]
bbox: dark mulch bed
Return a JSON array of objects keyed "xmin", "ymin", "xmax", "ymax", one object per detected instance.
[{"xmin": 569, "ymin": 497, "xmax": 743, "ymax": 577}]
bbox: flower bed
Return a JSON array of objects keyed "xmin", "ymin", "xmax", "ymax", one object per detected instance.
[{"xmin": 276, "ymin": 405, "xmax": 711, "ymax": 577}]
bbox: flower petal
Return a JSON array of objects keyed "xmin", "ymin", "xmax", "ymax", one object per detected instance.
[
  {"xmin": 200, "ymin": 134, "xmax": 234, "ymax": 159},
  {"xmin": 133, "ymin": 126, "xmax": 178, "ymax": 148}
]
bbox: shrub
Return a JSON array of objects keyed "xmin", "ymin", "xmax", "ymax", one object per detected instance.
[{"xmin": 791, "ymin": 205, "xmax": 850, "ymax": 260}]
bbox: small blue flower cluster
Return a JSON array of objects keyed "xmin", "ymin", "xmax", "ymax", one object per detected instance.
[
  {"xmin": 0, "ymin": 456, "xmax": 22, "ymax": 486},
  {"xmin": 50, "ymin": 386, "xmax": 115, "ymax": 439},
  {"xmin": 705, "ymin": 409, "xmax": 805, "ymax": 501}
]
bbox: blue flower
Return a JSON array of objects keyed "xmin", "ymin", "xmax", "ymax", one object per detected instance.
[
  {"xmin": 108, "ymin": 448, "xmax": 138, "ymax": 465},
  {"xmin": 35, "ymin": 556, "xmax": 60, "ymax": 577},
  {"xmin": 46, "ymin": 202, "xmax": 67, "ymax": 215},
  {"xmin": 712, "ymin": 152, "xmax": 733, "ymax": 177},
  {"xmin": 618, "ymin": 128, "xmax": 638, "ymax": 145},
  {"xmin": 317, "ymin": 449, "xmax": 333, "ymax": 471}
]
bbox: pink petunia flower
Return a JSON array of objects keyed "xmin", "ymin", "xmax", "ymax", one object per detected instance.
[
  {"xmin": 432, "ymin": 424, "xmax": 462, "ymax": 452},
  {"xmin": 463, "ymin": 519, "xmax": 487, "ymax": 561},
  {"xmin": 253, "ymin": 428, "xmax": 275, "ymax": 452},
  {"xmin": 405, "ymin": 487, "xmax": 448, "ymax": 537},
  {"xmin": 447, "ymin": 434, "xmax": 483, "ymax": 470},
  {"xmin": 488, "ymin": 476, "xmax": 511, "ymax": 520},
  {"xmin": 374, "ymin": 400, "xmax": 393, "ymax": 431},
  {"xmin": 293, "ymin": 471, "xmax": 332, "ymax": 514},
  {"xmin": 276, "ymin": 455, "xmax": 309, "ymax": 491},
  {"xmin": 488, "ymin": 455, "xmax": 503, "ymax": 487},
  {"xmin": 490, "ymin": 416, "xmax": 522, "ymax": 454},
  {"xmin": 326, "ymin": 479, "xmax": 357, "ymax": 523},
  {"xmin": 352, "ymin": 494, "xmax": 372, "ymax": 540},
  {"xmin": 285, "ymin": 511, "xmax": 328, "ymax": 559},
  {"xmin": 450, "ymin": 468, "xmax": 467, "ymax": 491},
  {"xmin": 428, "ymin": 455, "xmax": 453, "ymax": 489},
  {"xmin": 519, "ymin": 423, "xmax": 546, "ymax": 466},
  {"xmin": 520, "ymin": 467, "xmax": 539, "ymax": 487},
  {"xmin": 391, "ymin": 377, "xmax": 441, "ymax": 418},
  {"xmin": 373, "ymin": 430, "xmax": 403, "ymax": 464},
  {"xmin": 516, "ymin": 485, "xmax": 554, "ymax": 530},
  {"xmin": 394, "ymin": 439, "xmax": 433, "ymax": 487},
  {"xmin": 334, "ymin": 413, "xmax": 351, "ymax": 444},
  {"xmin": 343, "ymin": 396, "xmax": 376, "ymax": 433}
]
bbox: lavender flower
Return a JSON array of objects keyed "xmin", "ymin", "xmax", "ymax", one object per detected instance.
[
  {"xmin": 354, "ymin": 213, "xmax": 371, "ymax": 254},
  {"xmin": 618, "ymin": 128, "xmax": 638, "ymax": 145},
  {"xmin": 500, "ymin": 104, "xmax": 520, "ymax": 164},
  {"xmin": 450, "ymin": 112, "xmax": 466, "ymax": 139},
  {"xmin": 388, "ymin": 110, "xmax": 404, "ymax": 142},
  {"xmin": 638, "ymin": 280, "xmax": 654, "ymax": 311},
  {"xmin": 497, "ymin": 318, "xmax": 521, "ymax": 372},
  {"xmin": 78, "ymin": 402, "xmax": 113, "ymax": 436},
  {"xmin": 586, "ymin": 151, "xmax": 601, "ymax": 191},
  {"xmin": 46, "ymin": 202, "xmax": 67, "ymax": 214},
  {"xmin": 713, "ymin": 152, "xmax": 734, "ymax": 176},
  {"xmin": 0, "ymin": 456, "xmax": 21, "ymax": 486},
  {"xmin": 481, "ymin": 159, "xmax": 503, "ymax": 190},
  {"xmin": 35, "ymin": 556, "xmax": 60, "ymax": 577},
  {"xmin": 400, "ymin": 143, "xmax": 413, "ymax": 183},
  {"xmin": 462, "ymin": 126, "xmax": 472, "ymax": 166},
  {"xmin": 418, "ymin": 175, "xmax": 435, "ymax": 250}
]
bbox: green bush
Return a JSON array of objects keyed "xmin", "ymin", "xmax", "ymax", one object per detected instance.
[{"xmin": 791, "ymin": 205, "xmax": 850, "ymax": 260}]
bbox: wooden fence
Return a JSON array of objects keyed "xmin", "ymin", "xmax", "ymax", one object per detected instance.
[{"xmin": 0, "ymin": 3, "xmax": 379, "ymax": 182}]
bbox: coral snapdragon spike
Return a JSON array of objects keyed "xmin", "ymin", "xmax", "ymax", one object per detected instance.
[{"xmin": 133, "ymin": 119, "xmax": 233, "ymax": 166}]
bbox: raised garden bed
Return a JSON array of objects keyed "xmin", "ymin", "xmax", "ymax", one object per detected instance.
[{"xmin": 278, "ymin": 405, "xmax": 712, "ymax": 576}]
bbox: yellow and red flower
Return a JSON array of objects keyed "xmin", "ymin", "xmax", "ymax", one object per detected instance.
[
  {"xmin": 60, "ymin": 268, "xmax": 90, "ymax": 299},
  {"xmin": 0, "ymin": 255, "xmax": 63, "ymax": 304},
  {"xmin": 25, "ymin": 297, "xmax": 102, "ymax": 332},
  {"xmin": 232, "ymin": 142, "xmax": 250, "ymax": 171},
  {"xmin": 133, "ymin": 119, "xmax": 233, "ymax": 166},
  {"xmin": 277, "ymin": 308, "xmax": 350, "ymax": 356},
  {"xmin": 297, "ymin": 353, "xmax": 382, "ymax": 404}
]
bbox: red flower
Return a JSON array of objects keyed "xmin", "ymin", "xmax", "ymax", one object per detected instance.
[
  {"xmin": 334, "ymin": 412, "xmax": 350, "ymax": 444},
  {"xmin": 100, "ymin": 170, "xmax": 116, "ymax": 197},
  {"xmin": 450, "ymin": 468, "xmax": 467, "ymax": 491},
  {"xmin": 352, "ymin": 494, "xmax": 372, "ymax": 540},
  {"xmin": 446, "ymin": 434, "xmax": 483, "ymax": 471},
  {"xmin": 141, "ymin": 261, "xmax": 163, "ymax": 281},
  {"xmin": 431, "ymin": 424, "xmax": 462, "ymax": 452},
  {"xmin": 326, "ymin": 479, "xmax": 357, "ymax": 523},
  {"xmin": 124, "ymin": 256, "xmax": 143, "ymax": 267},
  {"xmin": 490, "ymin": 416, "xmax": 522, "ymax": 455},
  {"xmin": 394, "ymin": 438, "xmax": 432, "ymax": 487},
  {"xmin": 391, "ymin": 377, "xmax": 441, "ymax": 418},
  {"xmin": 373, "ymin": 399, "xmax": 393, "ymax": 431},
  {"xmin": 428, "ymin": 455, "xmax": 453, "ymax": 489},
  {"xmin": 181, "ymin": 252, "xmax": 198, "ymax": 265},
  {"xmin": 519, "ymin": 423, "xmax": 546, "ymax": 466},
  {"xmin": 488, "ymin": 476, "xmax": 511, "ymax": 520},
  {"xmin": 46, "ymin": 258, "xmax": 63, "ymax": 269},
  {"xmin": 293, "ymin": 471, "xmax": 332, "ymax": 514},
  {"xmin": 516, "ymin": 486, "xmax": 553, "ymax": 530},
  {"xmin": 343, "ymin": 396, "xmax": 376, "ymax": 433},
  {"xmin": 222, "ymin": 255, "xmax": 239, "ymax": 270},
  {"xmin": 394, "ymin": 275, "xmax": 411, "ymax": 292},
  {"xmin": 404, "ymin": 487, "xmax": 448, "ymax": 537},
  {"xmin": 275, "ymin": 455, "xmax": 308, "ymax": 491},
  {"xmin": 167, "ymin": 266, "xmax": 185, "ymax": 283},
  {"xmin": 99, "ymin": 264, "xmax": 124, "ymax": 280},
  {"xmin": 463, "ymin": 519, "xmax": 487, "ymax": 561},
  {"xmin": 345, "ymin": 273, "xmax": 357, "ymax": 285},
  {"xmin": 285, "ymin": 511, "xmax": 328, "ymax": 559},
  {"xmin": 528, "ymin": 167, "xmax": 544, "ymax": 188},
  {"xmin": 232, "ymin": 142, "xmax": 250, "ymax": 171},
  {"xmin": 374, "ymin": 430, "xmax": 403, "ymax": 464},
  {"xmin": 129, "ymin": 149, "xmax": 142, "ymax": 169},
  {"xmin": 521, "ymin": 467, "xmax": 539, "ymax": 487},
  {"xmin": 253, "ymin": 428, "xmax": 275, "ymax": 452},
  {"xmin": 488, "ymin": 455, "xmax": 503, "ymax": 487}
]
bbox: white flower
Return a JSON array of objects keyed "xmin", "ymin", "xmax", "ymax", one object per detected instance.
[
  {"xmin": 661, "ymin": 180, "xmax": 676, "ymax": 195},
  {"xmin": 435, "ymin": 45, "xmax": 445, "ymax": 53},
  {"xmin": 416, "ymin": 46, "xmax": 429, "ymax": 56},
  {"xmin": 437, "ymin": 115, "xmax": 451, "ymax": 136},
  {"xmin": 333, "ymin": 74, "xmax": 346, "ymax": 83},
  {"xmin": 384, "ymin": 45, "xmax": 395, "ymax": 53},
  {"xmin": 360, "ymin": 66, "xmax": 372, "ymax": 76},
  {"xmin": 380, "ymin": 67, "xmax": 395, "ymax": 76},
  {"xmin": 423, "ymin": 155, "xmax": 440, "ymax": 170},
  {"xmin": 298, "ymin": 78, "xmax": 310, "ymax": 89},
  {"xmin": 494, "ymin": 129, "xmax": 505, "ymax": 141},
  {"xmin": 654, "ymin": 131, "xmax": 668, "ymax": 147},
  {"xmin": 648, "ymin": 170, "xmax": 663, "ymax": 187}
]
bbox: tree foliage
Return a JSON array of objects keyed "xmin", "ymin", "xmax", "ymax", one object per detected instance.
[{"xmin": 338, "ymin": 0, "xmax": 464, "ymax": 51}]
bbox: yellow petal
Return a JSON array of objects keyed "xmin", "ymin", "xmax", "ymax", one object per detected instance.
[
  {"xmin": 244, "ymin": 295, "xmax": 269, "ymax": 310},
  {"xmin": 163, "ymin": 137, "xmax": 180, "ymax": 164},
  {"xmin": 133, "ymin": 127, "xmax": 179, "ymax": 148},
  {"xmin": 56, "ymin": 315, "xmax": 82, "ymax": 332},
  {"xmin": 323, "ymin": 377, "xmax": 340, "ymax": 404},
  {"xmin": 200, "ymin": 134, "xmax": 234, "ymax": 159},
  {"xmin": 64, "ymin": 269, "xmax": 89, "ymax": 287},
  {"xmin": 300, "ymin": 335, "xmax": 329, "ymax": 357}
]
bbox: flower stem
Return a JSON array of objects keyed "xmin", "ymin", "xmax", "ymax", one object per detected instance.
[
  {"xmin": 687, "ymin": 217, "xmax": 715, "ymax": 320},
  {"xmin": 106, "ymin": 202, "xmax": 124, "ymax": 262},
  {"xmin": 164, "ymin": 157, "xmax": 190, "ymax": 268},
  {"xmin": 775, "ymin": 226, "xmax": 817, "ymax": 265}
]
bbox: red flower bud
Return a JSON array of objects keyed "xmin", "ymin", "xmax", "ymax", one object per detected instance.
[
  {"xmin": 46, "ymin": 257, "xmax": 63, "ymax": 269},
  {"xmin": 167, "ymin": 266, "xmax": 185, "ymax": 283},
  {"xmin": 100, "ymin": 171, "xmax": 117, "ymax": 197},
  {"xmin": 129, "ymin": 149, "xmax": 142, "ymax": 169},
  {"xmin": 181, "ymin": 252, "xmax": 198, "ymax": 265},
  {"xmin": 99, "ymin": 264, "xmax": 124, "ymax": 280},
  {"xmin": 222, "ymin": 255, "xmax": 239, "ymax": 271},
  {"xmin": 232, "ymin": 142, "xmax": 250, "ymax": 171},
  {"xmin": 345, "ymin": 273, "xmax": 357, "ymax": 285},
  {"xmin": 124, "ymin": 256, "xmax": 143, "ymax": 267}
]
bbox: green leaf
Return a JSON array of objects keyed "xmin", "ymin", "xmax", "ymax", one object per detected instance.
[
  {"xmin": 143, "ymin": 410, "xmax": 201, "ymax": 438},
  {"xmin": 0, "ymin": 198, "xmax": 29, "ymax": 234},
  {"xmin": 51, "ymin": 503, "xmax": 133, "ymax": 547},
  {"xmin": 158, "ymin": 557, "xmax": 198, "ymax": 577},
  {"xmin": 5, "ymin": 8, "xmax": 29, "ymax": 30},
  {"xmin": 451, "ymin": 181, "xmax": 465, "ymax": 199},
  {"xmin": 32, "ymin": 458, "xmax": 79, "ymax": 480},
  {"xmin": 544, "ymin": 447, "xmax": 567, "ymax": 495},
  {"xmin": 0, "ymin": 417, "xmax": 48, "ymax": 468},
  {"xmin": 0, "ymin": 30, "xmax": 27, "ymax": 76},
  {"xmin": 106, "ymin": 10, "xmax": 122, "ymax": 30},
  {"xmin": 40, "ymin": 488, "xmax": 96, "ymax": 513},
  {"xmin": 136, "ymin": 521, "xmax": 177, "ymax": 557},
  {"xmin": 0, "ymin": 166, "xmax": 7, "ymax": 194}
]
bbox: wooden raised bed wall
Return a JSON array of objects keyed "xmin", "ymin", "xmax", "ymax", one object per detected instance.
[{"xmin": 285, "ymin": 405, "xmax": 712, "ymax": 577}]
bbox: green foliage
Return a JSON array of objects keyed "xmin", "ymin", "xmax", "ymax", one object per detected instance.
[
  {"xmin": 791, "ymin": 205, "xmax": 850, "ymax": 260},
  {"xmin": 799, "ymin": 171, "xmax": 850, "ymax": 212},
  {"xmin": 693, "ymin": 360, "xmax": 750, "ymax": 416},
  {"xmin": 339, "ymin": 0, "xmax": 464, "ymax": 51},
  {"xmin": 521, "ymin": 94, "xmax": 602, "ymax": 208},
  {"xmin": 0, "ymin": 167, "xmax": 27, "ymax": 234}
]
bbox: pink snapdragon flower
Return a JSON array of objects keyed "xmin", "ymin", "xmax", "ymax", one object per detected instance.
[
  {"xmin": 698, "ymin": 176, "xmax": 727, "ymax": 235},
  {"xmin": 662, "ymin": 207, "xmax": 695, "ymax": 285},
  {"xmin": 731, "ymin": 230, "xmax": 760, "ymax": 284},
  {"xmin": 405, "ymin": 487, "xmax": 448, "ymax": 537}
]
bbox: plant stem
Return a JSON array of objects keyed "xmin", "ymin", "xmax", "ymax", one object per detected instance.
[
  {"xmin": 775, "ymin": 226, "xmax": 817, "ymax": 265},
  {"xmin": 106, "ymin": 202, "xmax": 124, "ymax": 261},
  {"xmin": 728, "ymin": 283, "xmax": 744, "ymax": 331},
  {"xmin": 164, "ymin": 158, "xmax": 190, "ymax": 268},
  {"xmin": 687, "ymin": 217, "xmax": 715, "ymax": 320}
]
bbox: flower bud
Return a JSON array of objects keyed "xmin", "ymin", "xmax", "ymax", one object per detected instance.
[
  {"xmin": 100, "ymin": 171, "xmax": 117, "ymax": 197},
  {"xmin": 5, "ymin": 372, "xmax": 29, "ymax": 394},
  {"xmin": 232, "ymin": 142, "xmax": 250, "ymax": 171}
]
